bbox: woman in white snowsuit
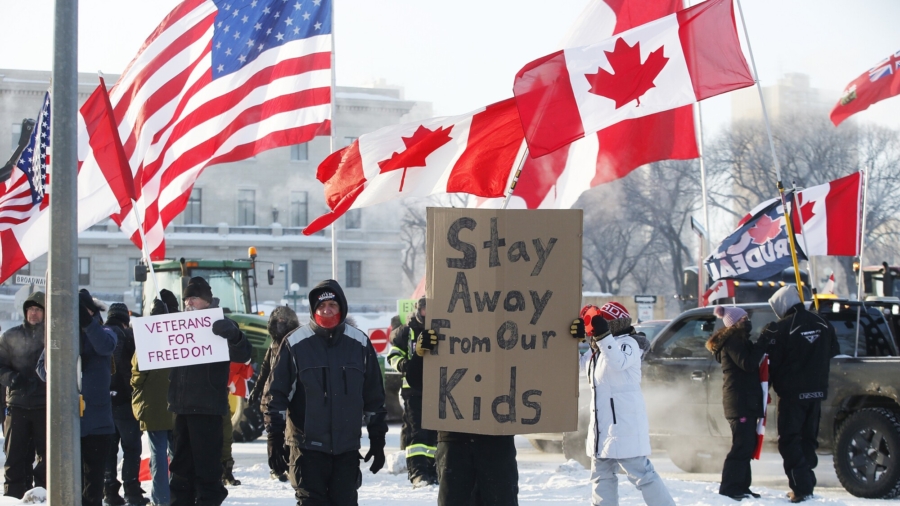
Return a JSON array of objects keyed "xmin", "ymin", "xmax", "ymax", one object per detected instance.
[{"xmin": 572, "ymin": 302, "xmax": 674, "ymax": 506}]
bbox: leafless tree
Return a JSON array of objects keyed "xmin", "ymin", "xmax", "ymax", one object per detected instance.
[{"xmin": 399, "ymin": 193, "xmax": 471, "ymax": 289}]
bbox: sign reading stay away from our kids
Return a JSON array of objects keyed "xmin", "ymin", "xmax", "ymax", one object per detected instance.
[
  {"xmin": 133, "ymin": 308, "xmax": 230, "ymax": 371},
  {"xmin": 423, "ymin": 208, "xmax": 582, "ymax": 435}
]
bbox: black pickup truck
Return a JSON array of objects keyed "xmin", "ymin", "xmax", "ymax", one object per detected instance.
[{"xmin": 563, "ymin": 298, "xmax": 900, "ymax": 499}]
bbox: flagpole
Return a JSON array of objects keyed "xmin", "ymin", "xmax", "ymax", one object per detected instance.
[
  {"xmin": 500, "ymin": 144, "xmax": 529, "ymax": 210},
  {"xmin": 735, "ymin": 0, "xmax": 805, "ymax": 301},
  {"xmin": 329, "ymin": 0, "xmax": 338, "ymax": 281},
  {"xmin": 790, "ymin": 183, "xmax": 819, "ymax": 310},
  {"xmin": 696, "ymin": 102, "xmax": 711, "ymax": 297},
  {"xmin": 854, "ymin": 169, "xmax": 870, "ymax": 356},
  {"xmin": 130, "ymin": 202, "xmax": 162, "ymax": 301}
]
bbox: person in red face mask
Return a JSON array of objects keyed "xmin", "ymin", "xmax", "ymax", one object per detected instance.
[{"xmin": 262, "ymin": 279, "xmax": 388, "ymax": 506}]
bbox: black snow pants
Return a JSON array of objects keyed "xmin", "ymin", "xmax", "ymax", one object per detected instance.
[
  {"xmin": 719, "ymin": 416, "xmax": 758, "ymax": 497},
  {"xmin": 436, "ymin": 434, "xmax": 518, "ymax": 506},
  {"xmin": 403, "ymin": 394, "xmax": 437, "ymax": 483},
  {"xmin": 82, "ymin": 434, "xmax": 112, "ymax": 506},
  {"xmin": 170, "ymin": 414, "xmax": 228, "ymax": 506},
  {"xmin": 777, "ymin": 398, "xmax": 821, "ymax": 497},
  {"xmin": 287, "ymin": 446, "xmax": 360, "ymax": 506},
  {"xmin": 3, "ymin": 407, "xmax": 45, "ymax": 499}
]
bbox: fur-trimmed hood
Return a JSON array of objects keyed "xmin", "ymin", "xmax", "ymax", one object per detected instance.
[{"xmin": 706, "ymin": 322, "xmax": 751, "ymax": 354}]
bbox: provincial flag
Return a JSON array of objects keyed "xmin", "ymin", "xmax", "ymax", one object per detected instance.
[
  {"xmin": 303, "ymin": 98, "xmax": 524, "ymax": 235},
  {"xmin": 513, "ymin": 0, "xmax": 753, "ymax": 158},
  {"xmin": 831, "ymin": 49, "xmax": 900, "ymax": 126}
]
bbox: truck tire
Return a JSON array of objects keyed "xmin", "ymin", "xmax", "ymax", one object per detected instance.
[
  {"xmin": 563, "ymin": 430, "xmax": 590, "ymax": 469},
  {"xmin": 232, "ymin": 373, "xmax": 265, "ymax": 443},
  {"xmin": 667, "ymin": 444, "xmax": 724, "ymax": 474},
  {"xmin": 834, "ymin": 408, "xmax": 900, "ymax": 498}
]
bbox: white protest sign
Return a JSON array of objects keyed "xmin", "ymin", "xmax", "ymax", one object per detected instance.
[{"xmin": 133, "ymin": 308, "xmax": 230, "ymax": 371}]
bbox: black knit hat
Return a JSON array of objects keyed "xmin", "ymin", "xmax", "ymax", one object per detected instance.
[
  {"xmin": 183, "ymin": 277, "xmax": 213, "ymax": 303},
  {"xmin": 107, "ymin": 303, "xmax": 130, "ymax": 326},
  {"xmin": 78, "ymin": 289, "xmax": 101, "ymax": 314}
]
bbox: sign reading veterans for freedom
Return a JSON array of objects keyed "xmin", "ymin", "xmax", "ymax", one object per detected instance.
[
  {"xmin": 133, "ymin": 308, "xmax": 230, "ymax": 371},
  {"xmin": 422, "ymin": 208, "xmax": 582, "ymax": 435}
]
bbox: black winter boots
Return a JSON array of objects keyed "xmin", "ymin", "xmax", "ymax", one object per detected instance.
[{"xmin": 222, "ymin": 459, "xmax": 241, "ymax": 486}]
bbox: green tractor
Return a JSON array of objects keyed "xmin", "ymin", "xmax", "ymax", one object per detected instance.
[{"xmin": 135, "ymin": 252, "xmax": 276, "ymax": 442}]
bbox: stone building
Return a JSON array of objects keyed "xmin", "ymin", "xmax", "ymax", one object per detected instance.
[{"xmin": 1, "ymin": 68, "xmax": 431, "ymax": 313}]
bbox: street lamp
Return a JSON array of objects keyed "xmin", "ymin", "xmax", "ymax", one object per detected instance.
[{"xmin": 286, "ymin": 282, "xmax": 304, "ymax": 312}]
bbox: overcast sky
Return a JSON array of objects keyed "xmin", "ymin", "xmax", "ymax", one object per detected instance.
[{"xmin": 1, "ymin": 0, "xmax": 898, "ymax": 137}]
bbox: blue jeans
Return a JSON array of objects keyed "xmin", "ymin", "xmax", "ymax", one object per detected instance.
[{"xmin": 148, "ymin": 430, "xmax": 171, "ymax": 505}]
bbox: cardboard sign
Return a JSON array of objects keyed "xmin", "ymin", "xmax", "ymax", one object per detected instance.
[
  {"xmin": 133, "ymin": 308, "xmax": 230, "ymax": 371},
  {"xmin": 422, "ymin": 208, "xmax": 582, "ymax": 435}
]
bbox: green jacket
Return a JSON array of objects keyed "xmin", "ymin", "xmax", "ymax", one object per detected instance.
[{"xmin": 131, "ymin": 354, "xmax": 174, "ymax": 432}]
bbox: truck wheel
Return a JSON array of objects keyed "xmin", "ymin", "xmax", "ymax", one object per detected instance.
[
  {"xmin": 834, "ymin": 408, "xmax": 900, "ymax": 498},
  {"xmin": 232, "ymin": 373, "xmax": 265, "ymax": 443},
  {"xmin": 563, "ymin": 430, "xmax": 590, "ymax": 469},
  {"xmin": 667, "ymin": 445, "xmax": 724, "ymax": 474}
]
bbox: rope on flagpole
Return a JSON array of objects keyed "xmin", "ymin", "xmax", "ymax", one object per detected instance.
[
  {"xmin": 791, "ymin": 182, "xmax": 819, "ymax": 310},
  {"xmin": 736, "ymin": 0, "xmax": 805, "ymax": 301},
  {"xmin": 329, "ymin": 0, "xmax": 339, "ymax": 281},
  {"xmin": 501, "ymin": 145, "xmax": 529, "ymax": 210}
]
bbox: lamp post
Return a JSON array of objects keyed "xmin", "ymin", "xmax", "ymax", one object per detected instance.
[{"xmin": 286, "ymin": 282, "xmax": 304, "ymax": 312}]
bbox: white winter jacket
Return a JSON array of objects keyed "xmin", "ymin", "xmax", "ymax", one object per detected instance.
[{"xmin": 580, "ymin": 333, "xmax": 651, "ymax": 460}]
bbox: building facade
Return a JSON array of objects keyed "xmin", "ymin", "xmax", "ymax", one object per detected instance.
[{"xmin": 1, "ymin": 68, "xmax": 431, "ymax": 313}]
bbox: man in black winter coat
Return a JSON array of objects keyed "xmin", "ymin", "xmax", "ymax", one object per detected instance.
[
  {"xmin": 103, "ymin": 303, "xmax": 150, "ymax": 506},
  {"xmin": 168, "ymin": 277, "xmax": 252, "ymax": 506},
  {"xmin": 387, "ymin": 297, "xmax": 438, "ymax": 488},
  {"xmin": 263, "ymin": 279, "xmax": 388, "ymax": 506},
  {"xmin": 706, "ymin": 306, "xmax": 764, "ymax": 501},
  {"xmin": 762, "ymin": 286, "xmax": 839, "ymax": 503},
  {"xmin": 0, "ymin": 292, "xmax": 46, "ymax": 499}
]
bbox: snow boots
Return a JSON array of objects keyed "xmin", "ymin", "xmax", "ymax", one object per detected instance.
[
  {"xmin": 123, "ymin": 481, "xmax": 150, "ymax": 506},
  {"xmin": 222, "ymin": 458, "xmax": 241, "ymax": 486},
  {"xmin": 103, "ymin": 483, "xmax": 126, "ymax": 506}
]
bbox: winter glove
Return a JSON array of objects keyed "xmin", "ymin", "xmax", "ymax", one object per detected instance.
[
  {"xmin": 570, "ymin": 319, "xmax": 586, "ymax": 341},
  {"xmin": 79, "ymin": 303, "xmax": 93, "ymax": 328},
  {"xmin": 267, "ymin": 433, "xmax": 289, "ymax": 476},
  {"xmin": 415, "ymin": 330, "xmax": 438, "ymax": 357},
  {"xmin": 364, "ymin": 439, "xmax": 386, "ymax": 474},
  {"xmin": 212, "ymin": 318, "xmax": 241, "ymax": 342},
  {"xmin": 589, "ymin": 315, "xmax": 610, "ymax": 338},
  {"xmin": 150, "ymin": 298, "xmax": 168, "ymax": 316}
]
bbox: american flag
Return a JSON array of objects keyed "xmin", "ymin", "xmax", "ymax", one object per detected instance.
[{"xmin": 108, "ymin": 0, "xmax": 333, "ymax": 259}]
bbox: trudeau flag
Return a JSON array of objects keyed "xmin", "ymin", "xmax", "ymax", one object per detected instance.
[
  {"xmin": 303, "ymin": 98, "xmax": 523, "ymax": 235},
  {"xmin": 794, "ymin": 171, "xmax": 863, "ymax": 257},
  {"xmin": 513, "ymin": 0, "xmax": 754, "ymax": 158},
  {"xmin": 831, "ymin": 49, "xmax": 900, "ymax": 126}
]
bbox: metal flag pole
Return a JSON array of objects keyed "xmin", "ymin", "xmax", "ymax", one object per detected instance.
[
  {"xmin": 854, "ymin": 169, "xmax": 870, "ymax": 356},
  {"xmin": 48, "ymin": 0, "xmax": 82, "ymax": 503},
  {"xmin": 130, "ymin": 202, "xmax": 162, "ymax": 301},
  {"xmin": 696, "ymin": 101, "xmax": 712, "ymax": 297},
  {"xmin": 790, "ymin": 183, "xmax": 819, "ymax": 310},
  {"xmin": 329, "ymin": 0, "xmax": 339, "ymax": 281},
  {"xmin": 735, "ymin": 0, "xmax": 805, "ymax": 301},
  {"xmin": 501, "ymin": 144, "xmax": 529, "ymax": 210}
]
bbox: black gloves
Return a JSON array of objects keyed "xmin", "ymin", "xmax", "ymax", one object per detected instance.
[
  {"xmin": 150, "ymin": 298, "xmax": 168, "ymax": 316},
  {"xmin": 364, "ymin": 439, "xmax": 386, "ymax": 474},
  {"xmin": 590, "ymin": 315, "xmax": 610, "ymax": 338},
  {"xmin": 267, "ymin": 433, "xmax": 289, "ymax": 476},
  {"xmin": 79, "ymin": 303, "xmax": 93, "ymax": 328},
  {"xmin": 212, "ymin": 318, "xmax": 241, "ymax": 341},
  {"xmin": 416, "ymin": 330, "xmax": 438, "ymax": 357},
  {"xmin": 570, "ymin": 319, "xmax": 586, "ymax": 341}
]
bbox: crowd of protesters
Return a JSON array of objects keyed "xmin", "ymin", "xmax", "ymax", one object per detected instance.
[{"xmin": 0, "ymin": 278, "xmax": 836, "ymax": 506}]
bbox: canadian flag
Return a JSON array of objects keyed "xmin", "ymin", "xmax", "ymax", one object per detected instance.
[
  {"xmin": 303, "ymin": 98, "xmax": 523, "ymax": 234},
  {"xmin": 794, "ymin": 171, "xmax": 863, "ymax": 257},
  {"xmin": 702, "ymin": 279, "xmax": 735, "ymax": 306},
  {"xmin": 754, "ymin": 354, "xmax": 769, "ymax": 460},
  {"xmin": 822, "ymin": 273, "xmax": 836, "ymax": 295},
  {"xmin": 513, "ymin": 0, "xmax": 754, "ymax": 158}
]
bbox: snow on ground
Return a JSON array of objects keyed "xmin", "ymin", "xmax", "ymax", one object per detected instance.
[{"xmin": 0, "ymin": 425, "xmax": 894, "ymax": 504}]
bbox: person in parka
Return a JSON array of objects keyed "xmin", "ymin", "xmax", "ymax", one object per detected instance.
[
  {"xmin": 386, "ymin": 296, "xmax": 438, "ymax": 488},
  {"xmin": 168, "ymin": 277, "xmax": 252, "ymax": 506},
  {"xmin": 761, "ymin": 286, "xmax": 839, "ymax": 503},
  {"xmin": 571, "ymin": 302, "xmax": 675, "ymax": 506},
  {"xmin": 0, "ymin": 292, "xmax": 47, "ymax": 499},
  {"xmin": 706, "ymin": 306, "xmax": 764, "ymax": 501},
  {"xmin": 248, "ymin": 305, "xmax": 299, "ymax": 482},
  {"xmin": 263, "ymin": 279, "xmax": 388, "ymax": 506}
]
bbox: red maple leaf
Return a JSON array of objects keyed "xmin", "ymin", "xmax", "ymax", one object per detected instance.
[
  {"xmin": 377, "ymin": 125, "xmax": 454, "ymax": 191},
  {"xmin": 789, "ymin": 197, "xmax": 816, "ymax": 233},
  {"xmin": 585, "ymin": 37, "xmax": 669, "ymax": 109},
  {"xmin": 747, "ymin": 214, "xmax": 784, "ymax": 245}
]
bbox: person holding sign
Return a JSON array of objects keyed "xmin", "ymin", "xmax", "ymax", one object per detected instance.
[
  {"xmin": 387, "ymin": 296, "xmax": 439, "ymax": 488},
  {"xmin": 571, "ymin": 302, "xmax": 675, "ymax": 506},
  {"xmin": 263, "ymin": 279, "xmax": 388, "ymax": 506},
  {"xmin": 167, "ymin": 277, "xmax": 252, "ymax": 506}
]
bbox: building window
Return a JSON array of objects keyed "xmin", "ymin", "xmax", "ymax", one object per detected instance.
[
  {"xmin": 128, "ymin": 258, "xmax": 141, "ymax": 282},
  {"xmin": 11, "ymin": 123, "xmax": 21, "ymax": 153},
  {"xmin": 184, "ymin": 188, "xmax": 202, "ymax": 225},
  {"xmin": 79, "ymin": 257, "xmax": 90, "ymax": 286},
  {"xmin": 344, "ymin": 136, "xmax": 358, "ymax": 147},
  {"xmin": 237, "ymin": 189, "xmax": 256, "ymax": 226},
  {"xmin": 290, "ymin": 191, "xmax": 308, "ymax": 227},
  {"xmin": 291, "ymin": 260, "xmax": 308, "ymax": 288},
  {"xmin": 345, "ymin": 208, "xmax": 361, "ymax": 229},
  {"xmin": 291, "ymin": 143, "xmax": 308, "ymax": 161},
  {"xmin": 346, "ymin": 260, "xmax": 361, "ymax": 288}
]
